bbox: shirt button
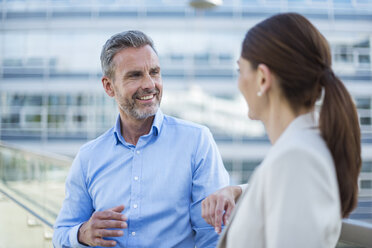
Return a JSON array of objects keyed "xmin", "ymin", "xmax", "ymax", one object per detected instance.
[
  {"xmin": 131, "ymin": 232, "xmax": 136, "ymax": 236},
  {"xmin": 136, "ymin": 150, "xmax": 140, "ymax": 154},
  {"xmin": 133, "ymin": 204, "xmax": 138, "ymax": 209},
  {"xmin": 134, "ymin": 176, "xmax": 139, "ymax": 181}
]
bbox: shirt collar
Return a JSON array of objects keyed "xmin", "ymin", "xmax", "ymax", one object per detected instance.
[
  {"xmin": 113, "ymin": 109, "xmax": 164, "ymax": 146},
  {"xmin": 151, "ymin": 109, "xmax": 164, "ymax": 136}
]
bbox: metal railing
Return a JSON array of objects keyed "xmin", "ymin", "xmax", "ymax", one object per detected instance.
[
  {"xmin": 0, "ymin": 142, "xmax": 371, "ymax": 247},
  {"xmin": 338, "ymin": 219, "xmax": 372, "ymax": 247},
  {"xmin": 0, "ymin": 142, "xmax": 71, "ymax": 247}
]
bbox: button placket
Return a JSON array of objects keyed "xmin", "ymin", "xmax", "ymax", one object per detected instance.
[{"xmin": 129, "ymin": 146, "xmax": 142, "ymax": 242}]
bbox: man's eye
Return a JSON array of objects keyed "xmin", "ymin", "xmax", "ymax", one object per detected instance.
[{"xmin": 130, "ymin": 73, "xmax": 141, "ymax": 77}]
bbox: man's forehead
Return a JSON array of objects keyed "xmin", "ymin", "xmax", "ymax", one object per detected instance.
[
  {"xmin": 112, "ymin": 45, "xmax": 159, "ymax": 71},
  {"xmin": 117, "ymin": 45, "xmax": 157, "ymax": 60}
]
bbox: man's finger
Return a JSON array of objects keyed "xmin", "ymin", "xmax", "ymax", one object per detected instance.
[
  {"xmin": 94, "ymin": 219, "xmax": 128, "ymax": 229},
  {"xmin": 94, "ymin": 237, "xmax": 117, "ymax": 247},
  {"xmin": 95, "ymin": 229, "xmax": 124, "ymax": 238},
  {"xmin": 108, "ymin": 205, "xmax": 125, "ymax": 213},
  {"xmin": 96, "ymin": 210, "xmax": 127, "ymax": 221}
]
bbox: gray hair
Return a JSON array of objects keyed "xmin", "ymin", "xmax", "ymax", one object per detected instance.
[{"xmin": 100, "ymin": 30, "xmax": 157, "ymax": 79}]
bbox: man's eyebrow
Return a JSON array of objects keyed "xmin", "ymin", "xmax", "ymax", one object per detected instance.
[
  {"xmin": 151, "ymin": 66, "xmax": 160, "ymax": 71},
  {"xmin": 124, "ymin": 70, "xmax": 142, "ymax": 77}
]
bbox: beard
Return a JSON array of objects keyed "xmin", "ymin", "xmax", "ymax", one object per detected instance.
[{"xmin": 118, "ymin": 88, "xmax": 161, "ymax": 120}]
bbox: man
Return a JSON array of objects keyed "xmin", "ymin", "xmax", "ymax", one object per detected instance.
[{"xmin": 53, "ymin": 30, "xmax": 229, "ymax": 248}]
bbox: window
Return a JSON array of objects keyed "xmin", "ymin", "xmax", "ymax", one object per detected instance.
[
  {"xmin": 361, "ymin": 180, "xmax": 372, "ymax": 189},
  {"xmin": 223, "ymin": 160, "xmax": 233, "ymax": 171},
  {"xmin": 356, "ymin": 98, "xmax": 371, "ymax": 109},
  {"xmin": 25, "ymin": 114, "xmax": 41, "ymax": 122},
  {"xmin": 334, "ymin": 45, "xmax": 353, "ymax": 63},
  {"xmin": 361, "ymin": 162, "xmax": 372, "ymax": 172},
  {"xmin": 25, "ymin": 95, "xmax": 43, "ymax": 106},
  {"xmin": 2, "ymin": 114, "xmax": 20, "ymax": 124},
  {"xmin": 360, "ymin": 117, "xmax": 371, "ymax": 125},
  {"xmin": 359, "ymin": 54, "xmax": 370, "ymax": 64}
]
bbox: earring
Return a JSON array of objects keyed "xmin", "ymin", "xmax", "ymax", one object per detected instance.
[{"xmin": 257, "ymin": 91, "xmax": 262, "ymax": 97}]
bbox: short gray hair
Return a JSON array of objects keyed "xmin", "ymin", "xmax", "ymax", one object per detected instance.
[{"xmin": 100, "ymin": 30, "xmax": 157, "ymax": 79}]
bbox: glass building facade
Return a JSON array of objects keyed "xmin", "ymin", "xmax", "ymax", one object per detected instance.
[{"xmin": 0, "ymin": 0, "xmax": 371, "ymax": 237}]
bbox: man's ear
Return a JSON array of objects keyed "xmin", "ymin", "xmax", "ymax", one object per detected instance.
[
  {"xmin": 256, "ymin": 64, "xmax": 272, "ymax": 95},
  {"xmin": 102, "ymin": 76, "xmax": 115, "ymax": 97}
]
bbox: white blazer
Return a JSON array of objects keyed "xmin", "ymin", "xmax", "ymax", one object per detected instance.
[{"xmin": 218, "ymin": 112, "xmax": 341, "ymax": 248}]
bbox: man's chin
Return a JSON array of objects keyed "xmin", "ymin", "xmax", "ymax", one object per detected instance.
[{"xmin": 133, "ymin": 107, "xmax": 158, "ymax": 120}]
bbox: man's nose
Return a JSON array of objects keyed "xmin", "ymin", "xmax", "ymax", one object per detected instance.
[{"xmin": 141, "ymin": 74, "xmax": 156, "ymax": 89}]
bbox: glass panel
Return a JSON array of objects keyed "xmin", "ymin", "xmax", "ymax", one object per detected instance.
[
  {"xmin": 360, "ymin": 117, "xmax": 371, "ymax": 125},
  {"xmin": 358, "ymin": 54, "xmax": 370, "ymax": 64},
  {"xmin": 356, "ymin": 98, "xmax": 371, "ymax": 110},
  {"xmin": 1, "ymin": 1, "xmax": 371, "ymax": 247},
  {"xmin": 361, "ymin": 180, "xmax": 372, "ymax": 189},
  {"xmin": 0, "ymin": 144, "xmax": 71, "ymax": 247}
]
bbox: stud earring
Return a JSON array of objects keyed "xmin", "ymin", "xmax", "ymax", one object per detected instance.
[{"xmin": 257, "ymin": 91, "xmax": 262, "ymax": 97}]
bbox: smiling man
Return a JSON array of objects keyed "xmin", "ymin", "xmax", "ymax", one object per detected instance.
[{"xmin": 52, "ymin": 30, "xmax": 229, "ymax": 248}]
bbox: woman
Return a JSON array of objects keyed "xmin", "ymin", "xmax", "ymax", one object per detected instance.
[{"xmin": 201, "ymin": 13, "xmax": 361, "ymax": 248}]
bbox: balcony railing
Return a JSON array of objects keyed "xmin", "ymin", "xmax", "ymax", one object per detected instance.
[{"xmin": 0, "ymin": 142, "xmax": 371, "ymax": 247}]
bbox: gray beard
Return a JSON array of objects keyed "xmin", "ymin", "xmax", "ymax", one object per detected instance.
[{"xmin": 120, "ymin": 99, "xmax": 160, "ymax": 120}]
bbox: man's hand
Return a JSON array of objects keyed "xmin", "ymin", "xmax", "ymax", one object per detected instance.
[
  {"xmin": 201, "ymin": 186, "xmax": 242, "ymax": 234},
  {"xmin": 78, "ymin": 205, "xmax": 128, "ymax": 247}
]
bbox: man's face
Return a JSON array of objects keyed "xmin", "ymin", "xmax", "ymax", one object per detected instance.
[{"xmin": 106, "ymin": 45, "xmax": 163, "ymax": 120}]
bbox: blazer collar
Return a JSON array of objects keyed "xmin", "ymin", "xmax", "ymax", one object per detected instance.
[{"xmin": 274, "ymin": 111, "xmax": 318, "ymax": 147}]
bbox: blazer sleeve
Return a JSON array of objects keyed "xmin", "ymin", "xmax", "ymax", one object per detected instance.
[
  {"xmin": 238, "ymin": 183, "xmax": 249, "ymax": 194},
  {"xmin": 263, "ymin": 148, "xmax": 341, "ymax": 248}
]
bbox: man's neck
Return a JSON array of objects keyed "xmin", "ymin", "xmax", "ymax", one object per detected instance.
[{"xmin": 119, "ymin": 111, "xmax": 155, "ymax": 146}]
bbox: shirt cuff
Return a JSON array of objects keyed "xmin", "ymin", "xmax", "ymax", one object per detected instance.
[{"xmin": 69, "ymin": 222, "xmax": 91, "ymax": 248}]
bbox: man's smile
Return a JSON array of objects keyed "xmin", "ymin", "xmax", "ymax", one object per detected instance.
[{"xmin": 138, "ymin": 94, "xmax": 155, "ymax": 101}]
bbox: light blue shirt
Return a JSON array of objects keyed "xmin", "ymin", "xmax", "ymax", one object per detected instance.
[{"xmin": 53, "ymin": 110, "xmax": 229, "ymax": 248}]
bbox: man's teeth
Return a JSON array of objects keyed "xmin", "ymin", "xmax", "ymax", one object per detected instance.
[{"xmin": 140, "ymin": 95, "xmax": 154, "ymax": 100}]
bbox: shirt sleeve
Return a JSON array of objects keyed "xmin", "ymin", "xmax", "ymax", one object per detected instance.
[
  {"xmin": 263, "ymin": 148, "xmax": 341, "ymax": 248},
  {"xmin": 52, "ymin": 150, "xmax": 94, "ymax": 248},
  {"xmin": 190, "ymin": 127, "xmax": 230, "ymax": 248}
]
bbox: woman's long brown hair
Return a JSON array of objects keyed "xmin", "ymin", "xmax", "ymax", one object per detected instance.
[{"xmin": 241, "ymin": 13, "xmax": 361, "ymax": 217}]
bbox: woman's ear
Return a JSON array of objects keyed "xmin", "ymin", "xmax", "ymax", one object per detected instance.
[
  {"xmin": 256, "ymin": 64, "xmax": 272, "ymax": 96},
  {"xmin": 102, "ymin": 76, "xmax": 115, "ymax": 97}
]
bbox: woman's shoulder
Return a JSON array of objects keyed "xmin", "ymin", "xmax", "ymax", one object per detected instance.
[{"xmin": 262, "ymin": 128, "xmax": 334, "ymax": 175}]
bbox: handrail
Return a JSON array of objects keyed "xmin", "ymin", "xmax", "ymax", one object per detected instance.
[
  {"xmin": 0, "ymin": 141, "xmax": 72, "ymax": 166},
  {"xmin": 0, "ymin": 188, "xmax": 53, "ymax": 228},
  {"xmin": 0, "ymin": 141, "xmax": 72, "ymax": 231},
  {"xmin": 1, "ymin": 142, "xmax": 372, "ymax": 247},
  {"xmin": 339, "ymin": 219, "xmax": 372, "ymax": 247}
]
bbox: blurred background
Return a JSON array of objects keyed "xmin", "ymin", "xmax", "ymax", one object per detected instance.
[{"xmin": 0, "ymin": 0, "xmax": 371, "ymax": 247}]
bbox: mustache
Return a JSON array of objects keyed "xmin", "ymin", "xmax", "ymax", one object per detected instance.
[{"xmin": 132, "ymin": 88, "xmax": 160, "ymax": 100}]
